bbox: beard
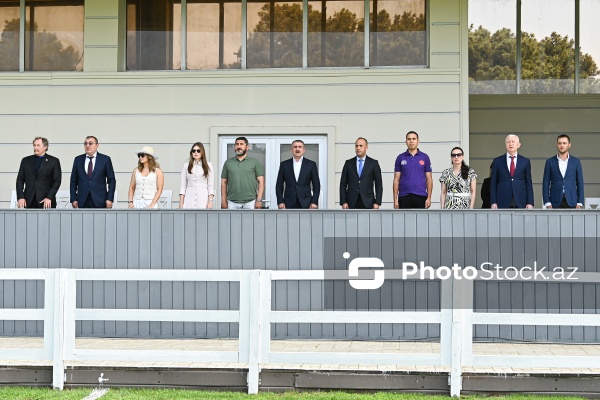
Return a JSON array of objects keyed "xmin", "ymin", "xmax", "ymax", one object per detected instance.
[{"xmin": 235, "ymin": 149, "xmax": 246, "ymax": 156}]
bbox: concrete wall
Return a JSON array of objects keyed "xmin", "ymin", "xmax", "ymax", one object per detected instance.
[
  {"xmin": 0, "ymin": 0, "xmax": 469, "ymax": 209},
  {"xmin": 470, "ymin": 95, "xmax": 600, "ymax": 208}
]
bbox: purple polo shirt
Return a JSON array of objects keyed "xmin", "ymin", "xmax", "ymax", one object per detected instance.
[{"xmin": 394, "ymin": 149, "xmax": 432, "ymax": 197}]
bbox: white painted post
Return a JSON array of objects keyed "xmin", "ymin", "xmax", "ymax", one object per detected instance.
[
  {"xmin": 440, "ymin": 277, "xmax": 453, "ymax": 366},
  {"xmin": 258, "ymin": 270, "xmax": 271, "ymax": 364},
  {"xmin": 449, "ymin": 276, "xmax": 463, "ymax": 398},
  {"xmin": 52, "ymin": 269, "xmax": 66, "ymax": 390},
  {"xmin": 246, "ymin": 270, "xmax": 261, "ymax": 394}
]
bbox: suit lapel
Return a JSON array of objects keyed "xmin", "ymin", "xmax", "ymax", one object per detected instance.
[{"xmin": 37, "ymin": 155, "xmax": 49, "ymax": 176}]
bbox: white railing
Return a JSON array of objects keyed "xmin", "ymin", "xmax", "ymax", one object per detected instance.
[{"xmin": 1, "ymin": 268, "xmax": 600, "ymax": 396}]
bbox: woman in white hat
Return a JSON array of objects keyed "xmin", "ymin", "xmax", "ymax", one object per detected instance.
[
  {"xmin": 128, "ymin": 146, "xmax": 164, "ymax": 209},
  {"xmin": 179, "ymin": 142, "xmax": 215, "ymax": 209}
]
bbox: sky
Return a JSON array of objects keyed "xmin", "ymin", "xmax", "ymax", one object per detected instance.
[{"xmin": 469, "ymin": 0, "xmax": 600, "ymax": 66}]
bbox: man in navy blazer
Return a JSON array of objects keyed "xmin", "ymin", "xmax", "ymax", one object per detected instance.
[
  {"xmin": 491, "ymin": 134, "xmax": 534, "ymax": 209},
  {"xmin": 340, "ymin": 137, "xmax": 383, "ymax": 209},
  {"xmin": 276, "ymin": 140, "xmax": 320, "ymax": 209},
  {"xmin": 70, "ymin": 136, "xmax": 116, "ymax": 208},
  {"xmin": 542, "ymin": 134, "xmax": 584, "ymax": 209}
]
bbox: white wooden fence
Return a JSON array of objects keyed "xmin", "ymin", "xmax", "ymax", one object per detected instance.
[{"xmin": 2, "ymin": 268, "xmax": 600, "ymax": 396}]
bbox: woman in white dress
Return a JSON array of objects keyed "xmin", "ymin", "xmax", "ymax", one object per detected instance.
[
  {"xmin": 179, "ymin": 142, "xmax": 215, "ymax": 209},
  {"xmin": 128, "ymin": 146, "xmax": 164, "ymax": 209}
]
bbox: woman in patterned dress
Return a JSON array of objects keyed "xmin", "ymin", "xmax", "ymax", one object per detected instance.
[{"xmin": 439, "ymin": 147, "xmax": 477, "ymax": 209}]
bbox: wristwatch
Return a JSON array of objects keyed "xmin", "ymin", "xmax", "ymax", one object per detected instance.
[{"xmin": 256, "ymin": 198, "xmax": 262, "ymax": 201}]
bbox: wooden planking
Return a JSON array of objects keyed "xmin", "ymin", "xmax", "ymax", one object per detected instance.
[{"xmin": 0, "ymin": 209, "xmax": 597, "ymax": 342}]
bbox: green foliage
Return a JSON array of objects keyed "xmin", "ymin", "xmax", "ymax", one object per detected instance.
[
  {"xmin": 0, "ymin": 18, "xmax": 81, "ymax": 71},
  {"xmin": 230, "ymin": 4, "xmax": 426, "ymax": 69},
  {"xmin": 468, "ymin": 24, "xmax": 600, "ymax": 93}
]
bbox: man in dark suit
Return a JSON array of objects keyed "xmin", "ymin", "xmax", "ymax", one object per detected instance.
[
  {"xmin": 70, "ymin": 136, "xmax": 116, "ymax": 208},
  {"xmin": 276, "ymin": 140, "xmax": 320, "ymax": 209},
  {"xmin": 16, "ymin": 137, "xmax": 62, "ymax": 209},
  {"xmin": 491, "ymin": 134, "xmax": 534, "ymax": 209},
  {"xmin": 542, "ymin": 134, "xmax": 584, "ymax": 209},
  {"xmin": 340, "ymin": 137, "xmax": 383, "ymax": 209}
]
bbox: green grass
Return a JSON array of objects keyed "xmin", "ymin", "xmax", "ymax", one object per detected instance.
[{"xmin": 0, "ymin": 388, "xmax": 588, "ymax": 400}]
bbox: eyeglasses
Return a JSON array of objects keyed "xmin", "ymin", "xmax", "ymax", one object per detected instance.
[
  {"xmin": 137, "ymin": 153, "xmax": 147, "ymax": 158},
  {"xmin": 451, "ymin": 153, "xmax": 463, "ymax": 158},
  {"xmin": 84, "ymin": 141, "xmax": 97, "ymax": 146},
  {"xmin": 191, "ymin": 149, "xmax": 201, "ymax": 153}
]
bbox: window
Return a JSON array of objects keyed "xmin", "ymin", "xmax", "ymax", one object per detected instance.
[
  {"xmin": 127, "ymin": 0, "xmax": 427, "ymax": 70},
  {"xmin": 0, "ymin": 0, "xmax": 84, "ymax": 72},
  {"xmin": 469, "ymin": 0, "xmax": 600, "ymax": 94}
]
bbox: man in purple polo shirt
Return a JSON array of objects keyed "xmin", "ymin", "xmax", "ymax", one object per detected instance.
[{"xmin": 393, "ymin": 131, "xmax": 433, "ymax": 209}]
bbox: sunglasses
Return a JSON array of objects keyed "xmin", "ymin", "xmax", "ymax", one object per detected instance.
[
  {"xmin": 191, "ymin": 149, "xmax": 202, "ymax": 153},
  {"xmin": 451, "ymin": 153, "xmax": 463, "ymax": 158},
  {"xmin": 137, "ymin": 153, "xmax": 147, "ymax": 158},
  {"xmin": 84, "ymin": 141, "xmax": 97, "ymax": 146}
]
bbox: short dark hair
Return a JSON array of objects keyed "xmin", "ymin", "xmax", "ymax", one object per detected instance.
[
  {"xmin": 86, "ymin": 135, "xmax": 99, "ymax": 144},
  {"xmin": 235, "ymin": 136, "xmax": 248, "ymax": 145},
  {"xmin": 33, "ymin": 136, "xmax": 49, "ymax": 148},
  {"xmin": 406, "ymin": 131, "xmax": 419, "ymax": 139},
  {"xmin": 291, "ymin": 140, "xmax": 305, "ymax": 147},
  {"xmin": 557, "ymin": 134, "xmax": 571, "ymax": 143},
  {"xmin": 356, "ymin": 137, "xmax": 368, "ymax": 145}
]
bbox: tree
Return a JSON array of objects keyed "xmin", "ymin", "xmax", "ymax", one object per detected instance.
[
  {"xmin": 469, "ymin": 24, "xmax": 599, "ymax": 94},
  {"xmin": 229, "ymin": 4, "xmax": 426, "ymax": 69},
  {"xmin": 0, "ymin": 18, "xmax": 81, "ymax": 71}
]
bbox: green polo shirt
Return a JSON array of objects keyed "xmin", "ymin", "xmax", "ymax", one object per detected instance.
[{"xmin": 221, "ymin": 156, "xmax": 265, "ymax": 203}]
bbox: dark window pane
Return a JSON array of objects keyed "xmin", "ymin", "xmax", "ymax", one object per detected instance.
[
  {"xmin": 246, "ymin": 0, "xmax": 303, "ymax": 69},
  {"xmin": 188, "ymin": 1, "xmax": 242, "ymax": 70},
  {"xmin": 521, "ymin": 0, "xmax": 574, "ymax": 94},
  {"xmin": 24, "ymin": 0, "xmax": 84, "ymax": 71},
  {"xmin": 308, "ymin": 0, "xmax": 364, "ymax": 67},
  {"xmin": 369, "ymin": 0, "xmax": 426, "ymax": 66},
  {"xmin": 579, "ymin": 0, "xmax": 600, "ymax": 93},
  {"xmin": 468, "ymin": 0, "xmax": 517, "ymax": 94},
  {"xmin": 0, "ymin": 1, "xmax": 19, "ymax": 71},
  {"xmin": 127, "ymin": 0, "xmax": 181, "ymax": 71}
]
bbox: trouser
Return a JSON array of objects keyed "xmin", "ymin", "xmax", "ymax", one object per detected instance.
[
  {"xmin": 228, "ymin": 200, "xmax": 256, "ymax": 209},
  {"xmin": 398, "ymin": 194, "xmax": 427, "ymax": 209}
]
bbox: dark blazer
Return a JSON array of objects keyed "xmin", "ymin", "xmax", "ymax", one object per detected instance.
[
  {"xmin": 70, "ymin": 152, "xmax": 116, "ymax": 208},
  {"xmin": 275, "ymin": 157, "xmax": 320, "ymax": 208},
  {"xmin": 480, "ymin": 177, "xmax": 491, "ymax": 209},
  {"xmin": 542, "ymin": 155, "xmax": 584, "ymax": 208},
  {"xmin": 16, "ymin": 154, "xmax": 62, "ymax": 208},
  {"xmin": 490, "ymin": 154, "xmax": 534, "ymax": 208},
  {"xmin": 339, "ymin": 156, "xmax": 383, "ymax": 209}
]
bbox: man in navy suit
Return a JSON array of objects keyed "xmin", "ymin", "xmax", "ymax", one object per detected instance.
[
  {"xmin": 340, "ymin": 137, "xmax": 383, "ymax": 209},
  {"xmin": 16, "ymin": 137, "xmax": 62, "ymax": 209},
  {"xmin": 491, "ymin": 134, "xmax": 534, "ymax": 209},
  {"xmin": 542, "ymin": 134, "xmax": 584, "ymax": 209},
  {"xmin": 276, "ymin": 140, "xmax": 320, "ymax": 209},
  {"xmin": 70, "ymin": 136, "xmax": 116, "ymax": 208}
]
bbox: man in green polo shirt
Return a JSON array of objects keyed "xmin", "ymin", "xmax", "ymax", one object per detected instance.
[{"xmin": 221, "ymin": 137, "xmax": 265, "ymax": 209}]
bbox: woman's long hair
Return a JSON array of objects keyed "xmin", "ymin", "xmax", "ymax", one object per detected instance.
[
  {"xmin": 451, "ymin": 146, "xmax": 469, "ymax": 180},
  {"xmin": 187, "ymin": 142, "xmax": 209, "ymax": 177},
  {"xmin": 138, "ymin": 154, "xmax": 160, "ymax": 172}
]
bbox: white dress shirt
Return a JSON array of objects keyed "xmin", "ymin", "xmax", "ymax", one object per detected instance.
[
  {"xmin": 293, "ymin": 156, "xmax": 303, "ymax": 181},
  {"xmin": 506, "ymin": 152, "xmax": 517, "ymax": 171},
  {"xmin": 85, "ymin": 151, "xmax": 97, "ymax": 173}
]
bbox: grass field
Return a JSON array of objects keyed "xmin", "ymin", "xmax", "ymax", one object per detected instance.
[{"xmin": 0, "ymin": 388, "xmax": 588, "ymax": 400}]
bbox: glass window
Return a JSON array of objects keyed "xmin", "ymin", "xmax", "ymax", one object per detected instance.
[
  {"xmin": 369, "ymin": 0, "xmax": 426, "ymax": 67},
  {"xmin": 187, "ymin": 0, "xmax": 242, "ymax": 70},
  {"xmin": 127, "ymin": 0, "xmax": 181, "ymax": 70},
  {"xmin": 307, "ymin": 0, "xmax": 364, "ymax": 67},
  {"xmin": 521, "ymin": 0, "xmax": 574, "ymax": 94},
  {"xmin": 0, "ymin": 0, "xmax": 19, "ymax": 71},
  {"xmin": 24, "ymin": 0, "xmax": 84, "ymax": 71},
  {"xmin": 579, "ymin": 0, "xmax": 600, "ymax": 93},
  {"xmin": 468, "ymin": 0, "xmax": 517, "ymax": 94},
  {"xmin": 246, "ymin": 0, "xmax": 303, "ymax": 69}
]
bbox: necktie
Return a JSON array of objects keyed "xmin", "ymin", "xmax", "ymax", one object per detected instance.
[
  {"xmin": 87, "ymin": 156, "xmax": 94, "ymax": 178},
  {"xmin": 509, "ymin": 156, "xmax": 515, "ymax": 178},
  {"xmin": 358, "ymin": 158, "xmax": 364, "ymax": 177}
]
